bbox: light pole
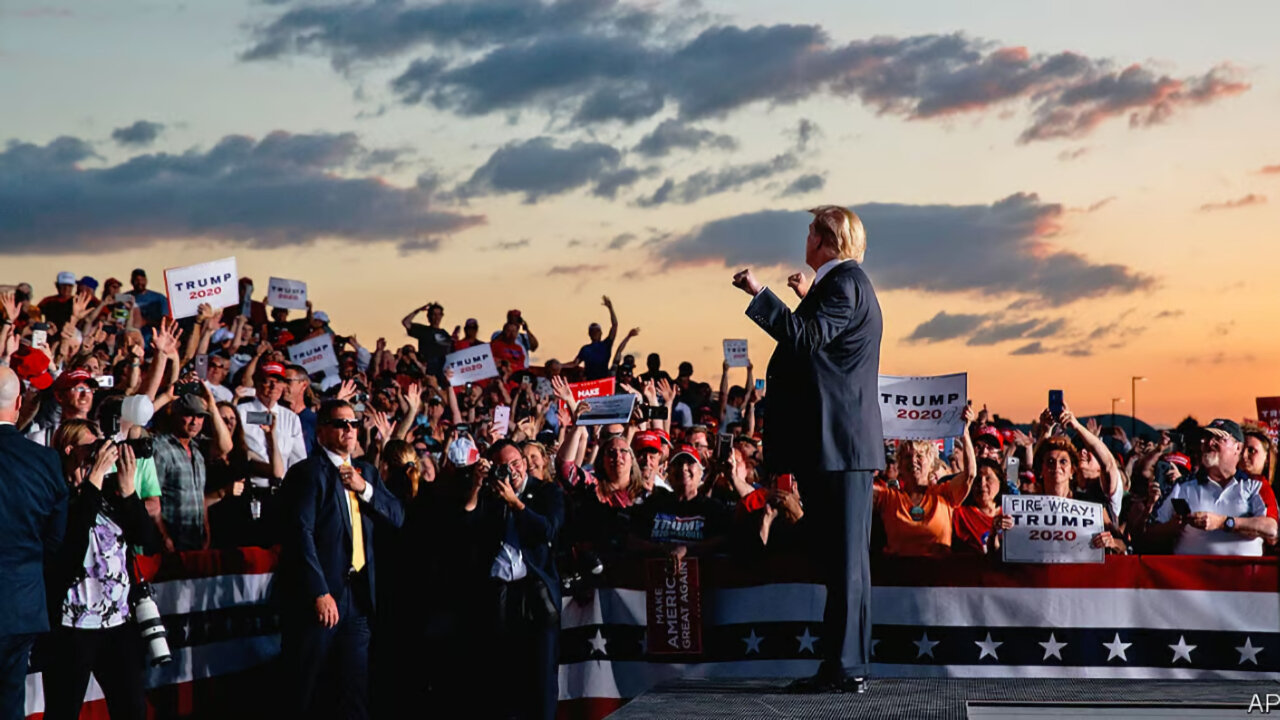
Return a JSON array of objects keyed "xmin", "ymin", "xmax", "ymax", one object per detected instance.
[
  {"xmin": 1111, "ymin": 397, "xmax": 1123, "ymax": 428},
  {"xmin": 1131, "ymin": 377, "xmax": 1147, "ymax": 438}
]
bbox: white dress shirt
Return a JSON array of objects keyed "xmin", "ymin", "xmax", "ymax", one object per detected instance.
[
  {"xmin": 811, "ymin": 257, "xmax": 850, "ymax": 290},
  {"xmin": 238, "ymin": 397, "xmax": 307, "ymax": 487},
  {"xmin": 489, "ymin": 474, "xmax": 528, "ymax": 582}
]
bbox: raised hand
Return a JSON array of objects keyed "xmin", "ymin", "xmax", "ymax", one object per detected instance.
[
  {"xmin": 336, "ymin": 379, "xmax": 357, "ymax": 402},
  {"xmin": 786, "ymin": 272, "xmax": 811, "ymax": 299},
  {"xmin": 0, "ymin": 290, "xmax": 18, "ymax": 322},
  {"xmin": 732, "ymin": 268, "xmax": 762, "ymax": 297},
  {"xmin": 627, "ymin": 327, "xmax": 640, "ymax": 338},
  {"xmin": 601, "ymin": 295, "xmax": 613, "ymax": 309},
  {"xmin": 550, "ymin": 375, "xmax": 575, "ymax": 407},
  {"xmin": 154, "ymin": 317, "xmax": 183, "ymax": 357},
  {"xmin": 656, "ymin": 378, "xmax": 675, "ymax": 405}
]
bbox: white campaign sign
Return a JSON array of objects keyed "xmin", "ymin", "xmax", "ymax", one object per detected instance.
[
  {"xmin": 265, "ymin": 277, "xmax": 307, "ymax": 310},
  {"xmin": 1001, "ymin": 495, "xmax": 1105, "ymax": 564},
  {"xmin": 164, "ymin": 257, "xmax": 239, "ymax": 319},
  {"xmin": 288, "ymin": 334, "xmax": 339, "ymax": 375},
  {"xmin": 723, "ymin": 339, "xmax": 749, "ymax": 367},
  {"xmin": 444, "ymin": 345, "xmax": 499, "ymax": 385},
  {"xmin": 576, "ymin": 394, "xmax": 637, "ymax": 426},
  {"xmin": 878, "ymin": 372, "xmax": 968, "ymax": 440}
]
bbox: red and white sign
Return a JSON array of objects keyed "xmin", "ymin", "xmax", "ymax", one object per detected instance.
[
  {"xmin": 444, "ymin": 345, "xmax": 499, "ymax": 385},
  {"xmin": 722, "ymin": 339, "xmax": 749, "ymax": 367},
  {"xmin": 265, "ymin": 276, "xmax": 307, "ymax": 310},
  {"xmin": 645, "ymin": 557, "xmax": 703, "ymax": 656},
  {"xmin": 569, "ymin": 377, "xmax": 616, "ymax": 404},
  {"xmin": 1256, "ymin": 397, "xmax": 1280, "ymax": 444},
  {"xmin": 164, "ymin": 257, "xmax": 239, "ymax": 319}
]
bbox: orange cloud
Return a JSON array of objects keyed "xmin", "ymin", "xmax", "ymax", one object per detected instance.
[{"xmin": 1198, "ymin": 194, "xmax": 1267, "ymax": 212}]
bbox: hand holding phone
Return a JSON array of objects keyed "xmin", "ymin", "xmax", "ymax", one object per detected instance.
[
  {"xmin": 1171, "ymin": 498, "xmax": 1191, "ymax": 517},
  {"xmin": 776, "ymin": 473, "xmax": 795, "ymax": 494},
  {"xmin": 715, "ymin": 433, "xmax": 733, "ymax": 464},
  {"xmin": 30, "ymin": 329, "xmax": 47, "ymax": 348},
  {"xmin": 1048, "ymin": 390, "xmax": 1064, "ymax": 420}
]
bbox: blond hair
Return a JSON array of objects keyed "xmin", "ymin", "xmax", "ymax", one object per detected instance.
[
  {"xmin": 895, "ymin": 439, "xmax": 939, "ymax": 477},
  {"xmin": 809, "ymin": 205, "xmax": 866, "ymax": 263}
]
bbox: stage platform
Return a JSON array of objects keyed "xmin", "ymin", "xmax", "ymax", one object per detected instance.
[{"xmin": 605, "ymin": 678, "xmax": 1274, "ymax": 719}]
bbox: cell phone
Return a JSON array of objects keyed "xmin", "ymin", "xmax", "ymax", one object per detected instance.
[
  {"xmin": 245, "ymin": 410, "xmax": 272, "ymax": 425},
  {"xmin": 646, "ymin": 405, "xmax": 669, "ymax": 420},
  {"xmin": 112, "ymin": 306, "xmax": 130, "ymax": 323},
  {"xmin": 1005, "ymin": 455, "xmax": 1020, "ymax": 488},
  {"xmin": 776, "ymin": 473, "xmax": 795, "ymax": 494},
  {"xmin": 521, "ymin": 375, "xmax": 532, "ymax": 388},
  {"xmin": 174, "ymin": 381, "xmax": 202, "ymax": 397},
  {"xmin": 1171, "ymin": 498, "xmax": 1191, "ymax": 516},
  {"xmin": 1048, "ymin": 389, "xmax": 1064, "ymax": 419},
  {"xmin": 30, "ymin": 329, "xmax": 47, "ymax": 347},
  {"xmin": 755, "ymin": 379, "xmax": 765, "ymax": 392},
  {"xmin": 194, "ymin": 354, "xmax": 209, "ymax": 381},
  {"xmin": 456, "ymin": 423, "xmax": 471, "ymax": 435},
  {"xmin": 94, "ymin": 375, "xmax": 115, "ymax": 389},
  {"xmin": 114, "ymin": 293, "xmax": 134, "ymax": 306},
  {"xmin": 716, "ymin": 433, "xmax": 733, "ymax": 464}
]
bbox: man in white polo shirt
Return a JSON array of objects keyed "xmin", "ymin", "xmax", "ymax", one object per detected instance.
[
  {"xmin": 1146, "ymin": 419, "xmax": 1278, "ymax": 555},
  {"xmin": 237, "ymin": 361, "xmax": 307, "ymax": 488}
]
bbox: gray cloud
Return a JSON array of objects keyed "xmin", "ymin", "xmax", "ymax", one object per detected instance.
[
  {"xmin": 966, "ymin": 318, "xmax": 1042, "ymax": 346},
  {"xmin": 654, "ymin": 193, "xmax": 1155, "ymax": 306},
  {"xmin": 780, "ymin": 173, "xmax": 826, "ymax": 197},
  {"xmin": 1199, "ymin": 193, "xmax": 1266, "ymax": 212},
  {"xmin": 111, "ymin": 120, "xmax": 165, "ymax": 147},
  {"xmin": 905, "ymin": 311, "xmax": 990, "ymax": 343},
  {"xmin": 1057, "ymin": 147, "xmax": 1089, "ymax": 162},
  {"xmin": 790, "ymin": 119, "xmax": 822, "ymax": 150},
  {"xmin": 548, "ymin": 263, "xmax": 607, "ymax": 275},
  {"xmin": 638, "ymin": 152, "xmax": 799, "ymax": 207},
  {"xmin": 490, "ymin": 239, "xmax": 531, "ymax": 251},
  {"xmin": 458, "ymin": 136, "xmax": 633, "ymax": 203},
  {"xmin": 254, "ymin": 1, "xmax": 1249, "ymax": 143},
  {"xmin": 1026, "ymin": 318, "xmax": 1068, "ymax": 338},
  {"xmin": 606, "ymin": 232, "xmax": 635, "ymax": 250},
  {"xmin": 1011, "ymin": 341, "xmax": 1049, "ymax": 356},
  {"xmin": 398, "ymin": 238, "xmax": 442, "ymax": 255},
  {"xmin": 1154, "ymin": 309, "xmax": 1184, "ymax": 319},
  {"xmin": 0, "ymin": 132, "xmax": 483, "ymax": 254},
  {"xmin": 242, "ymin": 0, "xmax": 656, "ymax": 69},
  {"xmin": 633, "ymin": 119, "xmax": 738, "ymax": 157}
]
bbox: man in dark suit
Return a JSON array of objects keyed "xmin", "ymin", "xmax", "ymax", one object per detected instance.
[
  {"xmin": 733, "ymin": 205, "xmax": 884, "ymax": 694},
  {"xmin": 462, "ymin": 439, "xmax": 564, "ymax": 720},
  {"xmin": 277, "ymin": 399, "xmax": 404, "ymax": 719},
  {"xmin": 0, "ymin": 366, "xmax": 68, "ymax": 720}
]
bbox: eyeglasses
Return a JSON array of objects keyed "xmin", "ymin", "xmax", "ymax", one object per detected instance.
[
  {"xmin": 326, "ymin": 418, "xmax": 360, "ymax": 429},
  {"xmin": 68, "ymin": 386, "xmax": 94, "ymax": 395}
]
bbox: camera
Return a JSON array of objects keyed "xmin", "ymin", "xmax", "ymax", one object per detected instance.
[
  {"xmin": 174, "ymin": 381, "xmax": 202, "ymax": 398},
  {"xmin": 486, "ymin": 462, "xmax": 512, "ymax": 490},
  {"xmin": 132, "ymin": 582, "xmax": 172, "ymax": 667},
  {"xmin": 123, "ymin": 436, "xmax": 153, "ymax": 460}
]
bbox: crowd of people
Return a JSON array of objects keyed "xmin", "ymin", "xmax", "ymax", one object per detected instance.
[{"xmin": 0, "ymin": 267, "xmax": 1277, "ymax": 720}]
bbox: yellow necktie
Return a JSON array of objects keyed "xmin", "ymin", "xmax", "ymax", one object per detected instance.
[{"xmin": 344, "ymin": 460, "xmax": 366, "ymax": 572}]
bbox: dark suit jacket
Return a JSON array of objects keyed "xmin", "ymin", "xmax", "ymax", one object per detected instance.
[
  {"xmin": 463, "ymin": 477, "xmax": 565, "ymax": 611},
  {"xmin": 0, "ymin": 424, "xmax": 68, "ymax": 636},
  {"xmin": 277, "ymin": 454, "xmax": 404, "ymax": 618},
  {"xmin": 746, "ymin": 260, "xmax": 885, "ymax": 473}
]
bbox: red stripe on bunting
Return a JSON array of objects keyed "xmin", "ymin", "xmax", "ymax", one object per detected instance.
[
  {"xmin": 135, "ymin": 545, "xmax": 279, "ymax": 582},
  {"xmin": 598, "ymin": 554, "xmax": 1277, "ymax": 593},
  {"xmin": 556, "ymin": 697, "xmax": 627, "ymax": 720}
]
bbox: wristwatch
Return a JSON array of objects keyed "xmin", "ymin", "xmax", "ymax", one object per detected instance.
[{"xmin": 1224, "ymin": 516, "xmax": 1236, "ymax": 531}]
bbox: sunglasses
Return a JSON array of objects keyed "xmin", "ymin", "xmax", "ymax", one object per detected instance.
[{"xmin": 326, "ymin": 418, "xmax": 360, "ymax": 429}]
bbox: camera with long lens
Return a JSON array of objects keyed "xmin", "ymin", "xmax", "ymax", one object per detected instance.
[
  {"xmin": 560, "ymin": 549, "xmax": 605, "ymax": 595},
  {"xmin": 132, "ymin": 582, "xmax": 172, "ymax": 667}
]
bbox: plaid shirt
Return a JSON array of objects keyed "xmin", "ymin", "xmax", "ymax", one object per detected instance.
[{"xmin": 153, "ymin": 433, "xmax": 207, "ymax": 551}]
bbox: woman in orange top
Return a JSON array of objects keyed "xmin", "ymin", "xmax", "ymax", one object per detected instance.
[{"xmin": 873, "ymin": 403, "xmax": 976, "ymax": 555}]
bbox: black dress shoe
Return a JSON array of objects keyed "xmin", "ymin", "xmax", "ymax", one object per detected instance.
[
  {"xmin": 838, "ymin": 677, "xmax": 868, "ymax": 694},
  {"xmin": 785, "ymin": 673, "xmax": 839, "ymax": 694}
]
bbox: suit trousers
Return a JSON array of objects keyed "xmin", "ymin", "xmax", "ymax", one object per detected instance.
[
  {"xmin": 801, "ymin": 470, "xmax": 874, "ymax": 679},
  {"xmin": 41, "ymin": 624, "xmax": 147, "ymax": 720},
  {"xmin": 282, "ymin": 577, "xmax": 372, "ymax": 720},
  {"xmin": 0, "ymin": 635, "xmax": 34, "ymax": 720}
]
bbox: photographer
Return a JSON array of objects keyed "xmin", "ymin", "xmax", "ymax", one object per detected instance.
[
  {"xmin": 44, "ymin": 422, "xmax": 156, "ymax": 720},
  {"xmin": 457, "ymin": 440, "xmax": 564, "ymax": 720}
]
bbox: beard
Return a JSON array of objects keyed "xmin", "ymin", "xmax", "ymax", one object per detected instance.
[{"xmin": 1200, "ymin": 450, "xmax": 1220, "ymax": 470}]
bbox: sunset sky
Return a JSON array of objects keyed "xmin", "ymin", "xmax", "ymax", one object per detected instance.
[{"xmin": 3, "ymin": 0, "xmax": 1278, "ymax": 426}]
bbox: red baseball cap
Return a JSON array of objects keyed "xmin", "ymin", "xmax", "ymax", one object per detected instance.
[
  {"xmin": 670, "ymin": 443, "xmax": 702, "ymax": 466},
  {"xmin": 632, "ymin": 430, "xmax": 662, "ymax": 453},
  {"xmin": 1165, "ymin": 452, "xmax": 1191, "ymax": 472},
  {"xmin": 257, "ymin": 362, "xmax": 286, "ymax": 379},
  {"xmin": 975, "ymin": 425, "xmax": 1003, "ymax": 450},
  {"xmin": 11, "ymin": 346, "xmax": 54, "ymax": 391},
  {"xmin": 53, "ymin": 368, "xmax": 98, "ymax": 392},
  {"xmin": 652, "ymin": 428, "xmax": 672, "ymax": 446}
]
